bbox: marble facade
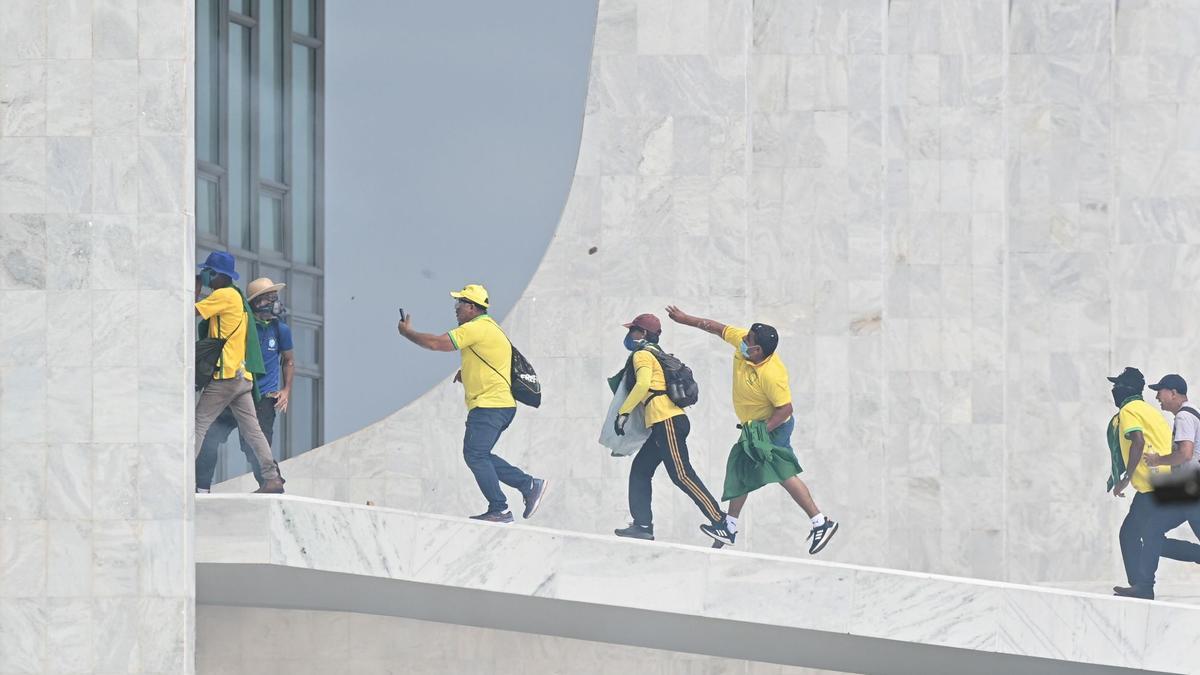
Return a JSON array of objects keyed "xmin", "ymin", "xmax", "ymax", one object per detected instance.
[
  {"xmin": 195, "ymin": 495, "xmax": 1200, "ymax": 674},
  {"xmin": 0, "ymin": 0, "xmax": 195, "ymax": 673},
  {"xmin": 220, "ymin": 0, "xmax": 1200, "ymax": 595},
  {"xmin": 197, "ymin": 605, "xmax": 842, "ymax": 675}
]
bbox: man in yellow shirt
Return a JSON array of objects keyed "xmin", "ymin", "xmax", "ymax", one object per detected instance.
[
  {"xmin": 397, "ymin": 284, "xmax": 548, "ymax": 523},
  {"xmin": 667, "ymin": 306, "xmax": 839, "ymax": 554},
  {"xmin": 193, "ymin": 252, "xmax": 284, "ymax": 493},
  {"xmin": 1106, "ymin": 367, "xmax": 1173, "ymax": 599},
  {"xmin": 611, "ymin": 314, "xmax": 733, "ymax": 545}
]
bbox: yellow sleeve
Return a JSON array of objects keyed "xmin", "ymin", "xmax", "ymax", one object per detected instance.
[
  {"xmin": 764, "ymin": 369, "xmax": 792, "ymax": 407},
  {"xmin": 722, "ymin": 325, "xmax": 749, "ymax": 350},
  {"xmin": 618, "ymin": 351, "xmax": 654, "ymax": 415},
  {"xmin": 195, "ymin": 287, "xmax": 237, "ymax": 321},
  {"xmin": 1118, "ymin": 407, "xmax": 1144, "ymax": 439},
  {"xmin": 447, "ymin": 319, "xmax": 483, "ymax": 351}
]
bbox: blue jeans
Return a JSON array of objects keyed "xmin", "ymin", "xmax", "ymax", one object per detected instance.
[
  {"xmin": 1139, "ymin": 500, "xmax": 1200, "ymax": 588},
  {"xmin": 770, "ymin": 416, "xmax": 796, "ymax": 449},
  {"xmin": 463, "ymin": 407, "xmax": 531, "ymax": 513}
]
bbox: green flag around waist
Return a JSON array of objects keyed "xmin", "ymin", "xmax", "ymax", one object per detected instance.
[{"xmin": 721, "ymin": 420, "xmax": 803, "ymax": 501}]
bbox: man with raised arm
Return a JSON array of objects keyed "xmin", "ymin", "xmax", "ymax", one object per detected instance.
[
  {"xmin": 666, "ymin": 306, "xmax": 839, "ymax": 554},
  {"xmin": 396, "ymin": 284, "xmax": 549, "ymax": 523}
]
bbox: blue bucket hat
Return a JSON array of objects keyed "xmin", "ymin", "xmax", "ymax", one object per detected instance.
[{"xmin": 198, "ymin": 251, "xmax": 239, "ymax": 281}]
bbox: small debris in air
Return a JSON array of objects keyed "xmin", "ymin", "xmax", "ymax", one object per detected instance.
[{"xmin": 588, "ymin": 246, "xmax": 598, "ymax": 255}]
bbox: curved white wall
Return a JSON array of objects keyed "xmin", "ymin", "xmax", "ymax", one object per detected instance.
[{"xmin": 224, "ymin": 0, "xmax": 1200, "ymax": 591}]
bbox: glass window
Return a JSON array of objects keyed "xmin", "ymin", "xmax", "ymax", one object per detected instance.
[
  {"xmin": 259, "ymin": 193, "xmax": 283, "ymax": 254},
  {"xmin": 197, "ymin": 177, "xmax": 219, "ymax": 236},
  {"xmin": 289, "ymin": 321, "xmax": 320, "ymax": 367},
  {"xmin": 289, "ymin": 272, "xmax": 320, "ymax": 314},
  {"xmin": 229, "ymin": 24, "xmax": 252, "ymax": 250},
  {"xmin": 197, "ymin": 0, "xmax": 323, "ymax": 478},
  {"xmin": 234, "ymin": 256, "xmax": 253, "ymax": 285},
  {"xmin": 292, "ymin": 0, "xmax": 315, "ymax": 36},
  {"xmin": 291, "ymin": 44, "xmax": 316, "ymax": 265},
  {"xmin": 196, "ymin": 0, "xmax": 220, "ymax": 163},
  {"xmin": 260, "ymin": 0, "xmax": 284, "ymax": 181},
  {"xmin": 288, "ymin": 375, "xmax": 317, "ymax": 454}
]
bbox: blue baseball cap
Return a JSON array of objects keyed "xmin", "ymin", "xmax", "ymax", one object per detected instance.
[
  {"xmin": 198, "ymin": 251, "xmax": 239, "ymax": 280},
  {"xmin": 1150, "ymin": 374, "xmax": 1188, "ymax": 396}
]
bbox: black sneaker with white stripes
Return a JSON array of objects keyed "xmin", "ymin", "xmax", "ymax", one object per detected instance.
[
  {"xmin": 807, "ymin": 518, "xmax": 838, "ymax": 554},
  {"xmin": 700, "ymin": 521, "xmax": 736, "ymax": 546}
]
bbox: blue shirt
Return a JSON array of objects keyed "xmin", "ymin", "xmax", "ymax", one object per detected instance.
[{"xmin": 255, "ymin": 319, "xmax": 293, "ymax": 394}]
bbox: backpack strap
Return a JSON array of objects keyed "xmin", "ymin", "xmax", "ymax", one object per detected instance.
[
  {"xmin": 1180, "ymin": 406, "xmax": 1200, "ymax": 421},
  {"xmin": 624, "ymin": 345, "xmax": 669, "ymax": 401}
]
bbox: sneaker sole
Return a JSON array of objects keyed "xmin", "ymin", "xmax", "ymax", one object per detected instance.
[
  {"xmin": 700, "ymin": 526, "xmax": 735, "ymax": 546},
  {"xmin": 524, "ymin": 480, "xmax": 549, "ymax": 519},
  {"xmin": 614, "ymin": 531, "xmax": 654, "ymax": 541},
  {"xmin": 809, "ymin": 521, "xmax": 839, "ymax": 555}
]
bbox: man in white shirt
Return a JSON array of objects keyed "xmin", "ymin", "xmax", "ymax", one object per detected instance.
[{"xmin": 1138, "ymin": 373, "xmax": 1200, "ymax": 597}]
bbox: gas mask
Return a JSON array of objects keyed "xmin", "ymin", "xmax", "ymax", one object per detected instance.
[
  {"xmin": 624, "ymin": 335, "xmax": 646, "ymax": 352},
  {"xmin": 252, "ymin": 297, "xmax": 284, "ymax": 319}
]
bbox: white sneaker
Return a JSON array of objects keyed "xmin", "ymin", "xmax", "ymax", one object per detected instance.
[{"xmin": 196, "ymin": 488, "xmax": 211, "ymax": 494}]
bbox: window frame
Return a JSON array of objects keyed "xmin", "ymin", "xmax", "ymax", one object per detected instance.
[{"xmin": 196, "ymin": 0, "xmax": 325, "ymax": 483}]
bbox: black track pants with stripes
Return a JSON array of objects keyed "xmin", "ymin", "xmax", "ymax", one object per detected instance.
[{"xmin": 628, "ymin": 415, "xmax": 726, "ymax": 528}]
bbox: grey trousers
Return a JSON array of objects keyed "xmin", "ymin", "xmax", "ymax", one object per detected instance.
[{"xmin": 194, "ymin": 377, "xmax": 280, "ymax": 481}]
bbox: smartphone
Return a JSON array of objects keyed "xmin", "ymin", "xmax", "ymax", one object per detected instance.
[{"xmin": 398, "ymin": 307, "xmax": 406, "ymax": 321}]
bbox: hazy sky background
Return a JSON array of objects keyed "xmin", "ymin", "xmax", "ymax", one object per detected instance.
[{"xmin": 324, "ymin": 2, "xmax": 598, "ymax": 440}]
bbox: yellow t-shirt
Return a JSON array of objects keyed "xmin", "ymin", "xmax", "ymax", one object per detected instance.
[
  {"xmin": 447, "ymin": 315, "xmax": 516, "ymax": 410},
  {"xmin": 1115, "ymin": 399, "xmax": 1172, "ymax": 493},
  {"xmin": 618, "ymin": 348, "xmax": 685, "ymax": 426},
  {"xmin": 195, "ymin": 287, "xmax": 251, "ymax": 382},
  {"xmin": 723, "ymin": 326, "xmax": 791, "ymax": 424}
]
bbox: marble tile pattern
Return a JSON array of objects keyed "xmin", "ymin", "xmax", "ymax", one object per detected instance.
[
  {"xmin": 216, "ymin": 0, "xmax": 1200, "ymax": 596},
  {"xmin": 0, "ymin": 1, "xmax": 196, "ymax": 673},
  {"xmin": 197, "ymin": 495, "xmax": 1200, "ymax": 674},
  {"xmin": 196, "ymin": 605, "xmax": 844, "ymax": 675}
]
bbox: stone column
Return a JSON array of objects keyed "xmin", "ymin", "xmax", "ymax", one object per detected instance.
[{"xmin": 0, "ymin": 0, "xmax": 195, "ymax": 672}]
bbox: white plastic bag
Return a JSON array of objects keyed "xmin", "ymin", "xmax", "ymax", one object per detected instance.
[{"xmin": 598, "ymin": 379, "xmax": 650, "ymax": 457}]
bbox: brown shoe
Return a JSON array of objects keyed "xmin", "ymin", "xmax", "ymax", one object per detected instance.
[{"xmin": 253, "ymin": 478, "xmax": 285, "ymax": 494}]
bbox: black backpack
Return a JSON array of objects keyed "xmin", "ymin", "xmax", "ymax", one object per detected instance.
[
  {"xmin": 471, "ymin": 340, "xmax": 542, "ymax": 408},
  {"xmin": 624, "ymin": 344, "xmax": 700, "ymax": 408}
]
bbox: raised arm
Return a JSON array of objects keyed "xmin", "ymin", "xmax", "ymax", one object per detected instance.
[
  {"xmin": 397, "ymin": 314, "xmax": 456, "ymax": 352},
  {"xmin": 665, "ymin": 305, "xmax": 728, "ymax": 339}
]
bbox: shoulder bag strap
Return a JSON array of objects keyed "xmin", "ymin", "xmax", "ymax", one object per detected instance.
[{"xmin": 468, "ymin": 322, "xmax": 513, "ymax": 387}]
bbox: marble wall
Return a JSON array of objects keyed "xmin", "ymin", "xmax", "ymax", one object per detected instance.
[
  {"xmin": 221, "ymin": 0, "xmax": 1200, "ymax": 590},
  {"xmin": 0, "ymin": 1, "xmax": 196, "ymax": 672},
  {"xmin": 197, "ymin": 605, "xmax": 845, "ymax": 675}
]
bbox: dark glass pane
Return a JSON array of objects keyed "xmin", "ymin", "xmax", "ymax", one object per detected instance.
[
  {"xmin": 291, "ymin": 44, "xmax": 315, "ymax": 265},
  {"xmin": 259, "ymin": 193, "xmax": 283, "ymax": 254},
  {"xmin": 197, "ymin": 178, "xmax": 219, "ymax": 236},
  {"xmin": 234, "ymin": 255, "xmax": 252, "ymax": 284},
  {"xmin": 289, "ymin": 272, "xmax": 320, "ymax": 314},
  {"xmin": 196, "ymin": 0, "xmax": 220, "ymax": 163},
  {"xmin": 289, "ymin": 321, "xmax": 319, "ymax": 366},
  {"xmin": 292, "ymin": 0, "xmax": 314, "ymax": 36},
  {"xmin": 229, "ymin": 24, "xmax": 252, "ymax": 250},
  {"xmin": 259, "ymin": 263, "xmax": 286, "ymax": 287},
  {"xmin": 288, "ymin": 376, "xmax": 316, "ymax": 454},
  {"xmin": 259, "ymin": 0, "xmax": 284, "ymax": 181}
]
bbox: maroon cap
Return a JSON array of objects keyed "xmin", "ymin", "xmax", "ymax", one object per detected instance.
[{"xmin": 623, "ymin": 313, "xmax": 662, "ymax": 334}]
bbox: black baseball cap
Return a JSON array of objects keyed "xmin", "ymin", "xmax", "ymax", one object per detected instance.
[
  {"xmin": 1149, "ymin": 373, "xmax": 1188, "ymax": 395},
  {"xmin": 749, "ymin": 323, "xmax": 779, "ymax": 357},
  {"xmin": 1107, "ymin": 367, "xmax": 1145, "ymax": 389}
]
